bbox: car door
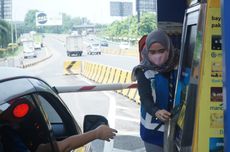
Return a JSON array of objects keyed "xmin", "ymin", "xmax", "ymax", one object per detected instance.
[{"xmin": 0, "ymin": 94, "xmax": 59, "ymax": 152}]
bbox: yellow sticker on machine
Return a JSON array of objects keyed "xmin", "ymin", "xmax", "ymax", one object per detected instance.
[
  {"xmin": 193, "ymin": 0, "xmax": 224, "ymax": 151},
  {"xmin": 209, "ymin": 0, "xmax": 220, "ymax": 8},
  {"xmin": 177, "ymin": 103, "xmax": 186, "ymax": 129}
]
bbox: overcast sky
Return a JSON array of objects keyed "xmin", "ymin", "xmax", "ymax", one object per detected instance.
[{"xmin": 12, "ymin": 0, "xmax": 123, "ymax": 24}]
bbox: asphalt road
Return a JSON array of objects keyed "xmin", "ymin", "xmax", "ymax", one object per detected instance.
[{"xmin": 24, "ymin": 34, "xmax": 145, "ymax": 152}]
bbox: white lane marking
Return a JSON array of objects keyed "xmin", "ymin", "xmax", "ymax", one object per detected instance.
[
  {"xmin": 115, "ymin": 131, "xmax": 139, "ymax": 136},
  {"xmin": 132, "ymin": 147, "xmax": 146, "ymax": 152},
  {"xmin": 115, "ymin": 115, "xmax": 139, "ymax": 123},
  {"xmin": 77, "ymin": 76, "xmax": 116, "ymax": 152},
  {"xmin": 116, "ymin": 105, "xmax": 130, "ymax": 110},
  {"xmin": 111, "ymin": 148, "xmax": 131, "ymax": 152},
  {"xmin": 103, "ymin": 91, "xmax": 116, "ymax": 152},
  {"xmin": 111, "ymin": 147, "xmax": 146, "ymax": 152}
]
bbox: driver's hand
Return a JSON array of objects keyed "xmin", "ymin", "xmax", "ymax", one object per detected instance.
[{"xmin": 95, "ymin": 125, "xmax": 117, "ymax": 141}]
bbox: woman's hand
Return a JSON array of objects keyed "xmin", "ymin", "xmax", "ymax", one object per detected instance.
[
  {"xmin": 155, "ymin": 109, "xmax": 171, "ymax": 122},
  {"xmin": 95, "ymin": 125, "xmax": 118, "ymax": 141}
]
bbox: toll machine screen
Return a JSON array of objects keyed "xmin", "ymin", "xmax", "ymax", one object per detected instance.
[{"xmin": 174, "ymin": 9, "xmax": 203, "ymax": 151}]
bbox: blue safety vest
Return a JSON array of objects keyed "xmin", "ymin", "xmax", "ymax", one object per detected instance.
[{"xmin": 140, "ymin": 69, "xmax": 177, "ymax": 146}]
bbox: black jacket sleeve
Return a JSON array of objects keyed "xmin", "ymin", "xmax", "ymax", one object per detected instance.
[{"xmin": 136, "ymin": 69, "xmax": 159, "ymax": 117}]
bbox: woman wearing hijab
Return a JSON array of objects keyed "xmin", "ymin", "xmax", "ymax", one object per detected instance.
[{"xmin": 132, "ymin": 29, "xmax": 179, "ymax": 152}]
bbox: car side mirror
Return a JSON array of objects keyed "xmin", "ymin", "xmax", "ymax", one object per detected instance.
[{"xmin": 83, "ymin": 115, "xmax": 108, "ymax": 133}]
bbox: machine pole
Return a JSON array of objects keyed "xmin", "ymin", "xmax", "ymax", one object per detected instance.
[{"xmin": 221, "ymin": 0, "xmax": 230, "ymax": 151}]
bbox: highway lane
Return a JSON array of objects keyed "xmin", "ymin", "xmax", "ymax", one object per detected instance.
[
  {"xmin": 25, "ymin": 34, "xmax": 145, "ymax": 152},
  {"xmin": 46, "ymin": 33, "xmax": 139, "ymax": 71},
  {"xmin": 68, "ymin": 54, "xmax": 139, "ymax": 71},
  {"xmin": 22, "ymin": 47, "xmax": 48, "ymax": 65}
]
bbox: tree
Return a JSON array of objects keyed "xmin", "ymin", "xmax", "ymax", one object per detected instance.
[
  {"xmin": 60, "ymin": 14, "xmax": 87, "ymax": 33},
  {"xmin": 103, "ymin": 12, "xmax": 157, "ymax": 39},
  {"xmin": 138, "ymin": 12, "xmax": 157, "ymax": 36},
  {"xmin": 24, "ymin": 10, "xmax": 39, "ymax": 32},
  {"xmin": 0, "ymin": 20, "xmax": 11, "ymax": 48}
]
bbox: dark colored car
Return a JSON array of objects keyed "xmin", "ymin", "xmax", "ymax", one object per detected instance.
[
  {"xmin": 100, "ymin": 40, "xmax": 109, "ymax": 47},
  {"xmin": 0, "ymin": 67, "xmax": 107, "ymax": 152}
]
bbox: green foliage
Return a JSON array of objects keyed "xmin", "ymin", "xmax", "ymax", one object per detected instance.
[
  {"xmin": 0, "ymin": 43, "xmax": 20, "ymax": 58},
  {"xmin": 24, "ymin": 10, "xmax": 39, "ymax": 32},
  {"xmin": 104, "ymin": 12, "xmax": 157, "ymax": 39},
  {"xmin": 58, "ymin": 14, "xmax": 90, "ymax": 33},
  {"xmin": 0, "ymin": 48, "xmax": 7, "ymax": 58},
  {"xmin": 138, "ymin": 13, "xmax": 157, "ymax": 35},
  {"xmin": 0, "ymin": 20, "xmax": 11, "ymax": 48},
  {"xmin": 20, "ymin": 10, "xmax": 156, "ymax": 40},
  {"xmin": 60, "ymin": 14, "xmax": 75, "ymax": 33},
  {"xmin": 22, "ymin": 11, "xmax": 92, "ymax": 34}
]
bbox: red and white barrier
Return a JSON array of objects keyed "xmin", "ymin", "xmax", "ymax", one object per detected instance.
[{"xmin": 54, "ymin": 83, "xmax": 138, "ymax": 93}]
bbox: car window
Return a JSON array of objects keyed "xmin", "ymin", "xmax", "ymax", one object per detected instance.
[
  {"xmin": 36, "ymin": 92, "xmax": 81, "ymax": 137},
  {"xmin": 38, "ymin": 95, "xmax": 62, "ymax": 123}
]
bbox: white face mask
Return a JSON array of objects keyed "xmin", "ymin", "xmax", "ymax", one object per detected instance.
[{"xmin": 148, "ymin": 51, "xmax": 169, "ymax": 66}]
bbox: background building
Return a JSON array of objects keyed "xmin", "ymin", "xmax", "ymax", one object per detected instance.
[
  {"xmin": 0, "ymin": 0, "xmax": 12, "ymax": 20},
  {"xmin": 136, "ymin": 0, "xmax": 157, "ymax": 22},
  {"xmin": 136, "ymin": 0, "xmax": 157, "ymax": 13}
]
